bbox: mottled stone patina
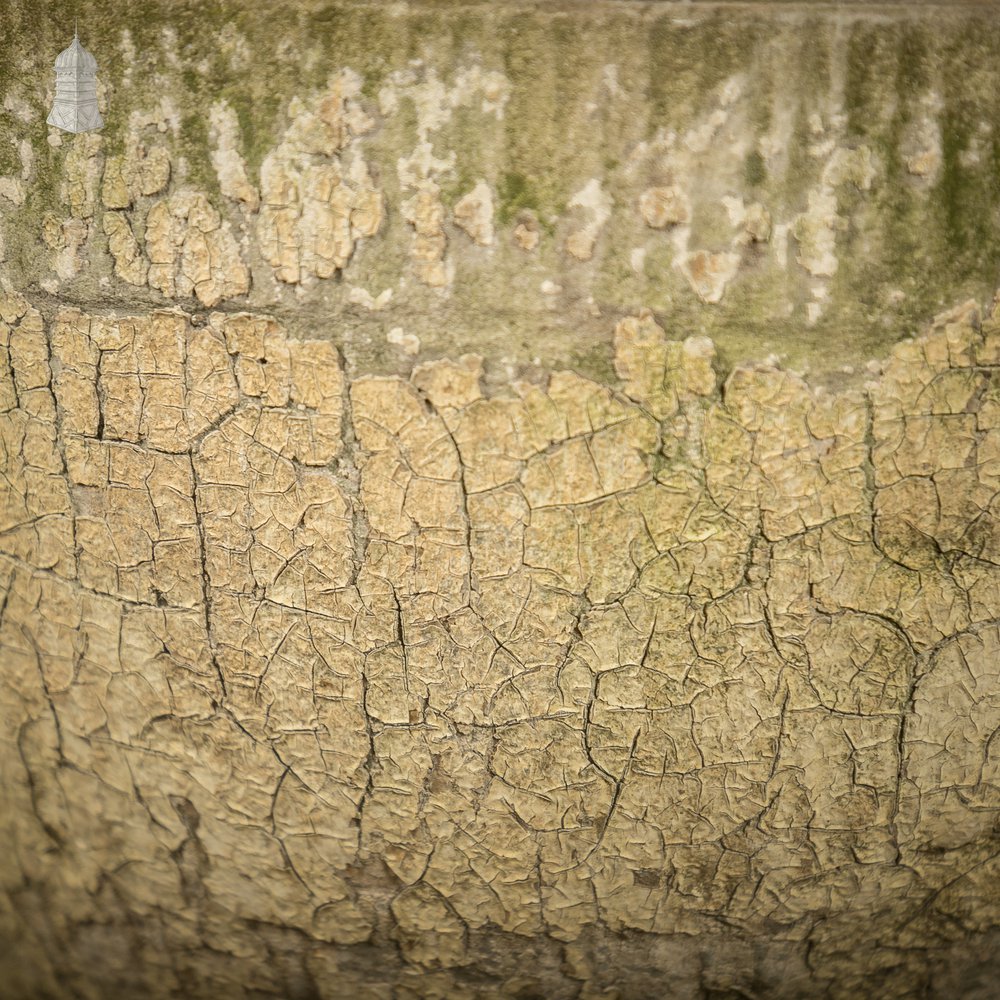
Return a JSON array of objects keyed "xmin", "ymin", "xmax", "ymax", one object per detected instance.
[{"xmin": 2, "ymin": 2, "xmax": 1000, "ymax": 998}]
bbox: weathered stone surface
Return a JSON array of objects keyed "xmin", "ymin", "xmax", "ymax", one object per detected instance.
[
  {"xmin": 103, "ymin": 210, "xmax": 149, "ymax": 285},
  {"xmin": 639, "ymin": 185, "xmax": 689, "ymax": 229},
  {"xmin": 146, "ymin": 191, "xmax": 250, "ymax": 306},
  {"xmin": 101, "ymin": 141, "xmax": 171, "ymax": 210},
  {"xmin": 257, "ymin": 72, "xmax": 383, "ymax": 285},
  {"xmin": 3, "ymin": 1, "xmax": 1000, "ymax": 381},
  {"xmin": 453, "ymin": 180, "xmax": 494, "ymax": 247},
  {"xmin": 3, "ymin": 2, "xmax": 1000, "ymax": 996},
  {"xmin": 3, "ymin": 289, "xmax": 1000, "ymax": 997},
  {"xmin": 209, "ymin": 99, "xmax": 260, "ymax": 212}
]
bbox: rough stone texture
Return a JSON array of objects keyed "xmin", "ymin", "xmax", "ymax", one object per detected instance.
[
  {"xmin": 2, "ymin": 289, "xmax": 1000, "ymax": 998},
  {"xmin": 145, "ymin": 191, "xmax": 251, "ymax": 307},
  {"xmin": 4, "ymin": 1, "xmax": 1000, "ymax": 374},
  {"xmin": 3, "ymin": 1, "xmax": 1000, "ymax": 997},
  {"xmin": 102, "ymin": 141, "xmax": 171, "ymax": 209},
  {"xmin": 454, "ymin": 181, "xmax": 495, "ymax": 247},
  {"xmin": 103, "ymin": 210, "xmax": 148, "ymax": 286},
  {"xmin": 257, "ymin": 71, "xmax": 383, "ymax": 286},
  {"xmin": 209, "ymin": 100, "xmax": 260, "ymax": 213}
]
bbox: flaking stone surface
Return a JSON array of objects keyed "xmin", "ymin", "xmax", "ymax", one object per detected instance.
[{"xmin": 2, "ymin": 291, "xmax": 1000, "ymax": 998}]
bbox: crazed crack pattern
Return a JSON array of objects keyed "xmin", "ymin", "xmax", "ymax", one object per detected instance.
[{"xmin": 2, "ymin": 293, "xmax": 1000, "ymax": 999}]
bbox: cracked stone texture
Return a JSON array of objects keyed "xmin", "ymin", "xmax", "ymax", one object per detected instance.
[
  {"xmin": 2, "ymin": 288, "xmax": 1000, "ymax": 999},
  {"xmin": 145, "ymin": 192, "xmax": 250, "ymax": 307},
  {"xmin": 257, "ymin": 71, "xmax": 383, "ymax": 287},
  {"xmin": 2, "ymin": 1, "xmax": 1000, "ymax": 997}
]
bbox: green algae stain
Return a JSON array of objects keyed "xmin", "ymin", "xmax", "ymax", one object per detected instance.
[
  {"xmin": 744, "ymin": 150, "xmax": 767, "ymax": 190},
  {"xmin": 0, "ymin": 136, "xmax": 21, "ymax": 177},
  {"xmin": 648, "ymin": 14, "xmax": 748, "ymax": 135},
  {"xmin": 3, "ymin": 0, "xmax": 1000, "ymax": 380},
  {"xmin": 567, "ymin": 338, "xmax": 618, "ymax": 387},
  {"xmin": 497, "ymin": 170, "xmax": 535, "ymax": 226}
]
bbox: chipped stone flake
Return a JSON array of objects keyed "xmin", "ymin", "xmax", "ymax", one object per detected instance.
[
  {"xmin": 453, "ymin": 180, "xmax": 495, "ymax": 246},
  {"xmin": 103, "ymin": 211, "xmax": 149, "ymax": 285},
  {"xmin": 638, "ymin": 185, "xmax": 689, "ymax": 229},
  {"xmin": 146, "ymin": 191, "xmax": 249, "ymax": 306},
  {"xmin": 565, "ymin": 178, "xmax": 612, "ymax": 262},
  {"xmin": 675, "ymin": 249, "xmax": 741, "ymax": 304},
  {"xmin": 387, "ymin": 326, "xmax": 420, "ymax": 356},
  {"xmin": 60, "ymin": 130, "xmax": 103, "ymax": 219},
  {"xmin": 209, "ymin": 99, "xmax": 260, "ymax": 211},
  {"xmin": 257, "ymin": 72, "xmax": 383, "ymax": 285},
  {"xmin": 401, "ymin": 181, "xmax": 449, "ymax": 287},
  {"xmin": 514, "ymin": 213, "xmax": 540, "ymax": 252},
  {"xmin": 793, "ymin": 189, "xmax": 840, "ymax": 278}
]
